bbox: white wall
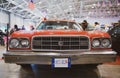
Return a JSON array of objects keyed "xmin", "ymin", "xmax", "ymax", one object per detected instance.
[
  {"xmin": 0, "ymin": 11, "xmax": 9, "ymax": 24},
  {"xmin": 10, "ymin": 13, "xmax": 24, "ymax": 28},
  {"xmin": 10, "ymin": 13, "xmax": 35, "ymax": 30},
  {"xmin": 0, "ymin": 11, "xmax": 9, "ymax": 31},
  {"xmin": 0, "ymin": 10, "xmax": 36, "ymax": 31}
]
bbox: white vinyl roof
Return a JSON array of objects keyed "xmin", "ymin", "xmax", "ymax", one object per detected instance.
[{"xmin": 0, "ymin": 0, "xmax": 120, "ymax": 22}]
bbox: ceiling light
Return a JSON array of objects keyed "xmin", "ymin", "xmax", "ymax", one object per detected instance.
[
  {"xmin": 92, "ymin": 6, "xmax": 95, "ymax": 8},
  {"xmin": 39, "ymin": 2, "xmax": 42, "ymax": 4},
  {"xmin": 93, "ymin": 4, "xmax": 96, "ymax": 6},
  {"xmin": 69, "ymin": 6, "xmax": 72, "ymax": 8},
  {"xmin": 107, "ymin": 11, "xmax": 110, "ymax": 14}
]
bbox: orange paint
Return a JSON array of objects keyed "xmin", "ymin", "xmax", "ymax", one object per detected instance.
[{"xmin": 9, "ymin": 20, "xmax": 111, "ymax": 51}]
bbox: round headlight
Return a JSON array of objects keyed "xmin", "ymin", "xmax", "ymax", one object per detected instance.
[
  {"xmin": 9, "ymin": 39, "xmax": 19, "ymax": 48},
  {"xmin": 92, "ymin": 39, "xmax": 100, "ymax": 47},
  {"xmin": 21, "ymin": 39, "xmax": 29, "ymax": 47},
  {"xmin": 101, "ymin": 39, "xmax": 111, "ymax": 48}
]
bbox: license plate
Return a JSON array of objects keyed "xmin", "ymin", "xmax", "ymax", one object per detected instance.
[{"xmin": 52, "ymin": 58, "xmax": 71, "ymax": 68}]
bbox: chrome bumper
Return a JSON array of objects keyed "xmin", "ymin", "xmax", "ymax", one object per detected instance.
[{"xmin": 3, "ymin": 51, "xmax": 116, "ymax": 64}]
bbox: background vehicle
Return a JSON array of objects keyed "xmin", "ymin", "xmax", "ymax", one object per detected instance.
[{"xmin": 108, "ymin": 25, "xmax": 120, "ymax": 55}]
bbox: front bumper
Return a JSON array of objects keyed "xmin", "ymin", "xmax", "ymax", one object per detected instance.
[{"xmin": 3, "ymin": 50, "xmax": 116, "ymax": 65}]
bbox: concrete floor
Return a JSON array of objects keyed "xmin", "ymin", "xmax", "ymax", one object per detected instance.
[{"xmin": 0, "ymin": 46, "xmax": 120, "ymax": 78}]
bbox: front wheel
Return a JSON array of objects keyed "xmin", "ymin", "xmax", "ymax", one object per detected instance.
[
  {"xmin": 19, "ymin": 64, "xmax": 32, "ymax": 71},
  {"xmin": 19, "ymin": 64, "xmax": 34, "ymax": 74}
]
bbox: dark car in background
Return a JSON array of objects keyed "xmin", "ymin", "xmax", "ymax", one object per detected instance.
[{"xmin": 108, "ymin": 25, "xmax": 120, "ymax": 55}]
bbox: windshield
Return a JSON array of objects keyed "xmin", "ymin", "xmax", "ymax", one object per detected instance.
[{"xmin": 36, "ymin": 21, "xmax": 82, "ymax": 31}]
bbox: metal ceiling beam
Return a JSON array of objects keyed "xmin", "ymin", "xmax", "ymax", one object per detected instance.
[
  {"xmin": 1, "ymin": 0, "xmax": 119, "ymax": 20},
  {"xmin": 5, "ymin": 1, "xmax": 10, "ymax": 9},
  {"xmin": 9, "ymin": 3, "xmax": 24, "ymax": 11},
  {"xmin": 0, "ymin": 2, "xmax": 8, "ymax": 6},
  {"xmin": 6, "ymin": 0, "xmax": 44, "ymax": 21}
]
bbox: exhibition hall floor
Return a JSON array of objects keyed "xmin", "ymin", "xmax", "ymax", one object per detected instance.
[{"xmin": 0, "ymin": 46, "xmax": 120, "ymax": 78}]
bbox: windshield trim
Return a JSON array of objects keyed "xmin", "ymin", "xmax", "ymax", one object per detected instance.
[{"xmin": 36, "ymin": 21, "xmax": 83, "ymax": 31}]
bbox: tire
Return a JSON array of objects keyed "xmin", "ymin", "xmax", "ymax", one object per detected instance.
[
  {"xmin": 20, "ymin": 64, "xmax": 31, "ymax": 68},
  {"xmin": 19, "ymin": 64, "xmax": 34, "ymax": 73}
]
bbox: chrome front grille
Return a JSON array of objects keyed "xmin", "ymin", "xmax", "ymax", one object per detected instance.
[{"xmin": 32, "ymin": 36, "xmax": 90, "ymax": 51}]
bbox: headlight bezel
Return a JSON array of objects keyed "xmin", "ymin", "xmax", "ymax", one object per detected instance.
[
  {"xmin": 101, "ymin": 38, "xmax": 111, "ymax": 48},
  {"xmin": 9, "ymin": 38, "xmax": 30, "ymax": 48},
  {"xmin": 9, "ymin": 38, "xmax": 20, "ymax": 48},
  {"xmin": 20, "ymin": 38, "xmax": 30, "ymax": 47},
  {"xmin": 92, "ymin": 38, "xmax": 111, "ymax": 48},
  {"xmin": 92, "ymin": 39, "xmax": 101, "ymax": 47}
]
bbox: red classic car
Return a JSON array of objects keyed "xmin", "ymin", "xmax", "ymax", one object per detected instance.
[{"xmin": 3, "ymin": 20, "xmax": 116, "ymax": 68}]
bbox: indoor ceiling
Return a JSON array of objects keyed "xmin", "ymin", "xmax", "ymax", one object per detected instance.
[{"xmin": 0, "ymin": 0, "xmax": 120, "ymax": 22}]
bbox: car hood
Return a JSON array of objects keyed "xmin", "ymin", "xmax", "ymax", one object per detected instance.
[{"xmin": 11, "ymin": 30, "xmax": 110, "ymax": 38}]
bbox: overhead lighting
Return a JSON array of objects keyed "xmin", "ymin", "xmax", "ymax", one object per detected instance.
[
  {"xmin": 39, "ymin": 2, "xmax": 42, "ymax": 5},
  {"xmin": 107, "ymin": 11, "xmax": 110, "ymax": 14},
  {"xmin": 69, "ymin": 5, "xmax": 72, "ymax": 8},
  {"xmin": 88, "ymin": 12, "xmax": 92, "ymax": 15},
  {"xmin": 92, "ymin": 6, "xmax": 95, "ymax": 8},
  {"xmin": 118, "ymin": 3, "xmax": 120, "ymax": 6},
  {"xmin": 93, "ymin": 4, "xmax": 96, "ymax": 6}
]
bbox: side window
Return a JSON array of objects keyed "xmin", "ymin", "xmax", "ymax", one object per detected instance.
[
  {"xmin": 36, "ymin": 22, "xmax": 46, "ymax": 30},
  {"xmin": 72, "ymin": 24, "xmax": 80, "ymax": 30}
]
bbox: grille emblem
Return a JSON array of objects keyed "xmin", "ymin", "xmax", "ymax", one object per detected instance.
[{"xmin": 58, "ymin": 41, "xmax": 64, "ymax": 46}]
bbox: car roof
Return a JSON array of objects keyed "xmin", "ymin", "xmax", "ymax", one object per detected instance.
[{"xmin": 42, "ymin": 19, "xmax": 75, "ymax": 22}]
